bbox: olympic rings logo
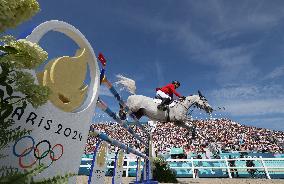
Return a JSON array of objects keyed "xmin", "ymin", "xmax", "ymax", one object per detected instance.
[{"xmin": 13, "ymin": 136, "xmax": 64, "ymax": 169}]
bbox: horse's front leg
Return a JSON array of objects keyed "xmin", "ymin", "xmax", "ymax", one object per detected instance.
[
  {"xmin": 184, "ymin": 121, "xmax": 194, "ymax": 137},
  {"xmin": 119, "ymin": 104, "xmax": 127, "ymax": 120},
  {"xmin": 174, "ymin": 121, "xmax": 194, "ymax": 143}
]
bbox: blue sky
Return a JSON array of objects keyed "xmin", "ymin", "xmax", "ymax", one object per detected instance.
[{"xmin": 8, "ymin": 0, "xmax": 284, "ymax": 130}]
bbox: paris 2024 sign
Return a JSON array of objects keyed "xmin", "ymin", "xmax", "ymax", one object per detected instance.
[{"xmin": 1, "ymin": 20, "xmax": 100, "ymax": 183}]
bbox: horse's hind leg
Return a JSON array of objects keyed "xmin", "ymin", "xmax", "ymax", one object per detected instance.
[
  {"xmin": 119, "ymin": 106, "xmax": 144, "ymax": 120},
  {"xmin": 119, "ymin": 109, "xmax": 127, "ymax": 120}
]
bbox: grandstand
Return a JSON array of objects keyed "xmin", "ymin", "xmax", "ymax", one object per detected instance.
[{"xmin": 81, "ymin": 118, "xmax": 284, "ymax": 178}]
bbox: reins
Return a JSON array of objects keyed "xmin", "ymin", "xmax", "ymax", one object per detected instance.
[{"xmin": 177, "ymin": 99, "xmax": 191, "ymax": 112}]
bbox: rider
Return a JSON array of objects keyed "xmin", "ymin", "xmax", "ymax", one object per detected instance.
[{"xmin": 156, "ymin": 80, "xmax": 185, "ymax": 111}]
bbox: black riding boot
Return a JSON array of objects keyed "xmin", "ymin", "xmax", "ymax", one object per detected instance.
[{"xmin": 157, "ymin": 98, "xmax": 171, "ymax": 111}]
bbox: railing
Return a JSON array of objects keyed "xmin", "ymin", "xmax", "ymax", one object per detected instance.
[
  {"xmin": 80, "ymin": 157, "xmax": 284, "ymax": 179},
  {"xmin": 166, "ymin": 157, "xmax": 284, "ymax": 179}
]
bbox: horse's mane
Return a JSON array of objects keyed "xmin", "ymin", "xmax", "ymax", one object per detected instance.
[{"xmin": 115, "ymin": 74, "xmax": 136, "ymax": 95}]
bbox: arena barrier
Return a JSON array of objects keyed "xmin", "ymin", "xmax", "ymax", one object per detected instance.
[
  {"xmin": 87, "ymin": 54, "xmax": 156, "ymax": 184},
  {"xmin": 80, "ymin": 156, "xmax": 284, "ymax": 179},
  {"xmin": 166, "ymin": 157, "xmax": 284, "ymax": 179}
]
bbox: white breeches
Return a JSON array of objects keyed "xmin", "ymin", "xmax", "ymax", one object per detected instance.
[{"xmin": 156, "ymin": 90, "xmax": 171, "ymax": 100}]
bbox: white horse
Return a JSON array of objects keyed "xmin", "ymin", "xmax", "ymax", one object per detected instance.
[{"xmin": 116, "ymin": 75, "xmax": 213, "ymax": 135}]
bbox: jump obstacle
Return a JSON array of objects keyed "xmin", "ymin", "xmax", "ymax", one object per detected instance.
[
  {"xmin": 96, "ymin": 99, "xmax": 148, "ymax": 146},
  {"xmin": 89, "ymin": 128, "xmax": 148, "ymax": 159},
  {"xmin": 87, "ymin": 54, "xmax": 156, "ymax": 184}
]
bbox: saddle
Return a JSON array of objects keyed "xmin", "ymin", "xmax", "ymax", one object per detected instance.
[{"xmin": 153, "ymin": 98, "xmax": 175, "ymax": 121}]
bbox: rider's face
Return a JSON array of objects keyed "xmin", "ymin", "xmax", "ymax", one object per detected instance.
[{"xmin": 174, "ymin": 84, "xmax": 180, "ymax": 89}]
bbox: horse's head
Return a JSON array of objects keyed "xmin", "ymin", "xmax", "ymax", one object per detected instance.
[
  {"xmin": 185, "ymin": 90, "xmax": 213, "ymax": 114},
  {"xmin": 196, "ymin": 90, "xmax": 213, "ymax": 114}
]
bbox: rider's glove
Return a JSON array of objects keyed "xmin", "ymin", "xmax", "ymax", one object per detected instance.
[{"xmin": 180, "ymin": 96, "xmax": 186, "ymax": 100}]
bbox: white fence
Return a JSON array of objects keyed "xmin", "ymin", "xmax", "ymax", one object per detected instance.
[
  {"xmin": 166, "ymin": 157, "xmax": 284, "ymax": 179},
  {"xmin": 80, "ymin": 157, "xmax": 284, "ymax": 179}
]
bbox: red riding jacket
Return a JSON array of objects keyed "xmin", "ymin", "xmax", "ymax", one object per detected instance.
[{"xmin": 156, "ymin": 83, "xmax": 182, "ymax": 98}]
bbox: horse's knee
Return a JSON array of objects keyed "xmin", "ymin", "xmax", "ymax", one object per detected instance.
[
  {"xmin": 133, "ymin": 112, "xmax": 141, "ymax": 120},
  {"xmin": 133, "ymin": 109, "xmax": 144, "ymax": 120}
]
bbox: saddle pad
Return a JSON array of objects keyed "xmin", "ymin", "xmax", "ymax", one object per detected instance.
[{"xmin": 153, "ymin": 99, "xmax": 177, "ymax": 107}]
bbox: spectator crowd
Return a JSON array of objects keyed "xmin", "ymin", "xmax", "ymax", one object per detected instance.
[{"xmin": 84, "ymin": 118, "xmax": 284, "ymax": 155}]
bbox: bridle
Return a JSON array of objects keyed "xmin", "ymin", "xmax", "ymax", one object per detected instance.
[{"xmin": 177, "ymin": 99, "xmax": 192, "ymax": 112}]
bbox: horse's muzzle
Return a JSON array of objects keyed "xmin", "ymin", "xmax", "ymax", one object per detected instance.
[{"xmin": 207, "ymin": 107, "xmax": 213, "ymax": 114}]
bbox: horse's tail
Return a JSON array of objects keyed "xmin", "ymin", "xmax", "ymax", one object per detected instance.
[{"xmin": 115, "ymin": 74, "xmax": 136, "ymax": 95}]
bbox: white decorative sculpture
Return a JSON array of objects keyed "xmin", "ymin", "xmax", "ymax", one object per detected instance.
[{"xmin": 1, "ymin": 20, "xmax": 100, "ymax": 184}]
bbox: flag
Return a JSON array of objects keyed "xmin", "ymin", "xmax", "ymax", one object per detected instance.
[{"xmin": 98, "ymin": 53, "xmax": 107, "ymax": 66}]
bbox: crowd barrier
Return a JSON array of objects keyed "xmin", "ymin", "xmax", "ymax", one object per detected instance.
[
  {"xmin": 79, "ymin": 156, "xmax": 284, "ymax": 179},
  {"xmin": 167, "ymin": 157, "xmax": 284, "ymax": 179}
]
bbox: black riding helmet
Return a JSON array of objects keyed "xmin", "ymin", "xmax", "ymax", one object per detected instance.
[{"xmin": 172, "ymin": 80, "xmax": 180, "ymax": 86}]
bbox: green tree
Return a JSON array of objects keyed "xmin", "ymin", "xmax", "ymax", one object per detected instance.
[
  {"xmin": 0, "ymin": 0, "xmax": 40, "ymax": 32},
  {"xmin": 152, "ymin": 156, "xmax": 178, "ymax": 183},
  {"xmin": 0, "ymin": 36, "xmax": 50, "ymax": 107}
]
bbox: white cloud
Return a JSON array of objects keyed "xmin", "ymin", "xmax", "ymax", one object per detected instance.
[
  {"xmin": 223, "ymin": 99, "xmax": 284, "ymax": 116},
  {"xmin": 210, "ymin": 84, "xmax": 284, "ymax": 116},
  {"xmin": 116, "ymin": 1, "xmax": 281, "ymax": 82},
  {"xmin": 132, "ymin": 1, "xmax": 284, "ymax": 86},
  {"xmin": 211, "ymin": 84, "xmax": 284, "ymax": 100},
  {"xmin": 211, "ymin": 85, "xmax": 259, "ymax": 100},
  {"xmin": 190, "ymin": 0, "xmax": 284, "ymax": 34},
  {"xmin": 264, "ymin": 65, "xmax": 284, "ymax": 80},
  {"xmin": 174, "ymin": 26, "xmax": 260, "ymax": 85},
  {"xmin": 99, "ymin": 85, "xmax": 113, "ymax": 97},
  {"xmin": 238, "ymin": 116, "xmax": 284, "ymax": 131}
]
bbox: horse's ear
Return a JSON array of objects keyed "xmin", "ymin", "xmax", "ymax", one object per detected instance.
[
  {"xmin": 198, "ymin": 90, "xmax": 202, "ymax": 97},
  {"xmin": 198, "ymin": 90, "xmax": 207, "ymax": 101}
]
